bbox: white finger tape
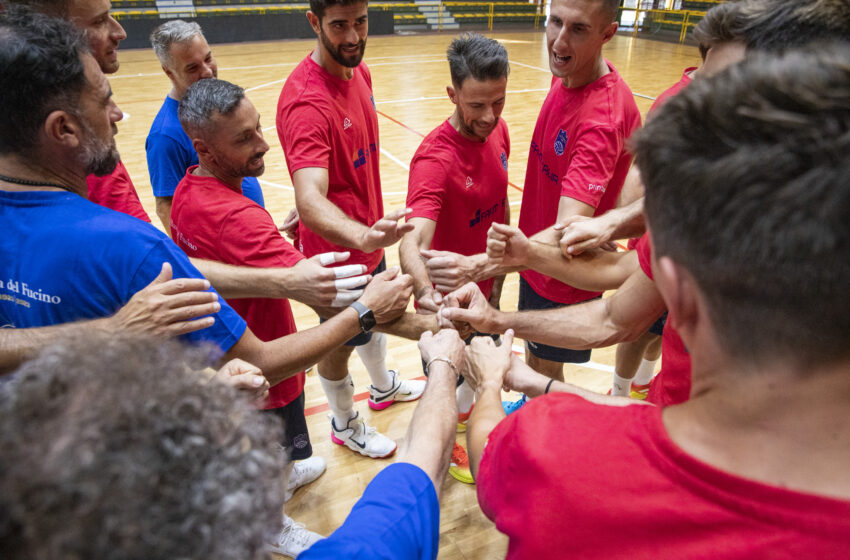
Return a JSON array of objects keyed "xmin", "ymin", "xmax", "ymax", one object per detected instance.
[
  {"xmin": 334, "ymin": 265, "xmax": 366, "ymax": 279},
  {"xmin": 331, "ymin": 290, "xmax": 364, "ymax": 307},
  {"xmin": 335, "ymin": 275, "xmax": 370, "ymax": 289}
]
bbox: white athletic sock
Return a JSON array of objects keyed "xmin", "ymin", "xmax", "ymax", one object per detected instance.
[
  {"xmin": 456, "ymin": 378, "xmax": 475, "ymax": 414},
  {"xmin": 611, "ymin": 372, "xmax": 632, "ymax": 397},
  {"xmin": 633, "ymin": 358, "xmax": 658, "ymax": 386},
  {"xmin": 356, "ymin": 332, "xmax": 393, "ymax": 392},
  {"xmin": 319, "ymin": 375, "xmax": 355, "ymax": 429}
]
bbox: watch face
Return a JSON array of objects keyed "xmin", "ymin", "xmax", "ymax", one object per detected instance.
[{"xmin": 360, "ymin": 309, "xmax": 376, "ymax": 332}]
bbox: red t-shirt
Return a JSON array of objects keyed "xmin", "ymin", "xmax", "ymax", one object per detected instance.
[
  {"xmin": 276, "ymin": 55, "xmax": 383, "ymax": 272},
  {"xmin": 406, "ymin": 119, "xmax": 510, "ymax": 300},
  {"xmin": 478, "ymin": 393, "xmax": 850, "ymax": 559},
  {"xmin": 170, "ymin": 167, "xmax": 305, "ymax": 409},
  {"xmin": 518, "ymin": 64, "xmax": 641, "ymax": 304},
  {"xmin": 635, "ymin": 233, "xmax": 691, "ymax": 406},
  {"xmin": 86, "ymin": 160, "xmax": 150, "ymax": 222},
  {"xmin": 626, "ymin": 68, "xmax": 694, "ymax": 252}
]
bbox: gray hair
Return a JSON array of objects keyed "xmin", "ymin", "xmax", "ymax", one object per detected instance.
[
  {"xmin": 150, "ymin": 19, "xmax": 204, "ymax": 66},
  {"xmin": 178, "ymin": 78, "xmax": 245, "ymax": 138},
  {"xmin": 447, "ymin": 33, "xmax": 509, "ymax": 88},
  {"xmin": 0, "ymin": 333, "xmax": 286, "ymax": 560}
]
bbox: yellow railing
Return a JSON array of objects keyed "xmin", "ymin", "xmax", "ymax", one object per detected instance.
[{"xmin": 619, "ymin": 7, "xmax": 706, "ymax": 44}]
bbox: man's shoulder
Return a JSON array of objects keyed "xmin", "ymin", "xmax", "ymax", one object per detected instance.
[{"xmin": 147, "ymin": 97, "xmax": 190, "ymax": 146}]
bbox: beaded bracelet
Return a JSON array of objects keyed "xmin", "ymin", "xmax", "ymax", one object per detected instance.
[{"xmin": 425, "ymin": 356, "xmax": 460, "ymax": 378}]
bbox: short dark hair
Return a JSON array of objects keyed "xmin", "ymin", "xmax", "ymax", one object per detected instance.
[
  {"xmin": 598, "ymin": 0, "xmax": 620, "ymax": 22},
  {"xmin": 635, "ymin": 43, "xmax": 850, "ymax": 367},
  {"xmin": 178, "ymin": 78, "xmax": 245, "ymax": 138},
  {"xmin": 0, "ymin": 0, "xmax": 72, "ymax": 17},
  {"xmin": 308, "ymin": 0, "xmax": 367, "ymax": 21},
  {"xmin": 0, "ymin": 7, "xmax": 88, "ymax": 155},
  {"xmin": 733, "ymin": 0, "xmax": 850, "ymax": 52},
  {"xmin": 692, "ymin": 1, "xmax": 744, "ymax": 60},
  {"xmin": 0, "ymin": 334, "xmax": 285, "ymax": 559},
  {"xmin": 447, "ymin": 33, "xmax": 509, "ymax": 88}
]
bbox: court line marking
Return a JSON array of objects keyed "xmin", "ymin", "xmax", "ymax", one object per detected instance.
[
  {"xmin": 508, "ymin": 59, "xmax": 657, "ymax": 101},
  {"xmin": 245, "ymin": 77, "xmax": 286, "ymax": 92}
]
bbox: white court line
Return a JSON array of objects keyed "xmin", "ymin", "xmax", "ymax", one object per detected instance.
[
  {"xmin": 511, "ymin": 344, "xmax": 615, "ymax": 373},
  {"xmin": 380, "ymin": 147, "xmax": 410, "ymax": 172},
  {"xmin": 245, "ymin": 77, "xmax": 286, "ymax": 92},
  {"xmin": 258, "ymin": 178, "xmax": 294, "ymax": 191},
  {"xmin": 509, "ymin": 59, "xmax": 657, "ymax": 101}
]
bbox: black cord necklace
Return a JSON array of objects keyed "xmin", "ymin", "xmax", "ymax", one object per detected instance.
[{"xmin": 0, "ymin": 172, "xmax": 71, "ymax": 191}]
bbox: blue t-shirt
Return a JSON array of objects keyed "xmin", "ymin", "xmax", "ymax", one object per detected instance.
[
  {"xmin": 301, "ymin": 463, "xmax": 439, "ymax": 560},
  {"xmin": 145, "ymin": 96, "xmax": 265, "ymax": 206},
  {"xmin": 0, "ymin": 190, "xmax": 246, "ymax": 352}
]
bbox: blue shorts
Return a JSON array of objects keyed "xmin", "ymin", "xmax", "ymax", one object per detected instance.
[
  {"xmin": 517, "ymin": 277, "xmax": 597, "ymax": 363},
  {"xmin": 648, "ymin": 311, "xmax": 667, "ymax": 336},
  {"xmin": 299, "ymin": 463, "xmax": 439, "ymax": 560},
  {"xmin": 319, "ymin": 257, "xmax": 386, "ymax": 347}
]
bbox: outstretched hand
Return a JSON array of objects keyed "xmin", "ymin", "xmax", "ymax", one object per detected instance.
[
  {"xmin": 214, "ymin": 358, "xmax": 269, "ymax": 404},
  {"xmin": 291, "ymin": 251, "xmax": 370, "ymax": 308},
  {"xmin": 418, "ymin": 329, "xmax": 466, "ymax": 379},
  {"xmin": 554, "ymin": 214, "xmax": 616, "ymax": 258},
  {"xmin": 361, "ymin": 207, "xmax": 415, "ymax": 252},
  {"xmin": 359, "ymin": 266, "xmax": 414, "ymax": 323},
  {"xmin": 439, "ymin": 282, "xmax": 499, "ymax": 336}
]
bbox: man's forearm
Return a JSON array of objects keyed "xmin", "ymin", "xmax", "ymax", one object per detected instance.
[
  {"xmin": 525, "ymin": 242, "xmax": 638, "ymax": 292},
  {"xmin": 190, "ymin": 258, "xmax": 297, "ymax": 300},
  {"xmin": 225, "ymin": 307, "xmax": 361, "ymax": 386},
  {"xmin": 467, "ymin": 381, "xmax": 506, "ymax": 479},
  {"xmin": 396, "ymin": 362, "xmax": 458, "ymax": 495},
  {"xmin": 608, "ymin": 198, "xmax": 646, "ymax": 241},
  {"xmin": 375, "ymin": 312, "xmax": 439, "ymax": 340},
  {"xmin": 297, "ymin": 190, "xmax": 371, "ymax": 251},
  {"xmin": 490, "ymin": 297, "xmax": 645, "ymax": 350},
  {"xmin": 0, "ymin": 318, "xmax": 113, "ymax": 374},
  {"xmin": 399, "ymin": 235, "xmax": 433, "ymax": 297}
]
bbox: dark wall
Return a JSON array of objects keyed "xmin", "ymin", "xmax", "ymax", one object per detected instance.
[{"xmin": 120, "ymin": 10, "xmax": 394, "ymax": 49}]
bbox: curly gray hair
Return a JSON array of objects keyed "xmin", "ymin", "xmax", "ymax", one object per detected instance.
[{"xmin": 0, "ymin": 334, "xmax": 285, "ymax": 560}]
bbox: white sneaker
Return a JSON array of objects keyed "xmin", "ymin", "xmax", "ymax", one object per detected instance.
[
  {"xmin": 285, "ymin": 456, "xmax": 326, "ymax": 502},
  {"xmin": 266, "ymin": 516, "xmax": 323, "ymax": 558},
  {"xmin": 368, "ymin": 370, "xmax": 426, "ymax": 411},
  {"xmin": 329, "ymin": 411, "xmax": 397, "ymax": 458}
]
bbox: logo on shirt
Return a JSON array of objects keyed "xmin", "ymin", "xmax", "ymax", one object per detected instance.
[
  {"xmin": 554, "ymin": 129, "xmax": 568, "ymax": 156},
  {"xmin": 343, "ymin": 117, "xmax": 352, "ymax": 131},
  {"xmin": 588, "ymin": 183, "xmax": 606, "ymax": 193},
  {"xmin": 465, "ymin": 176, "xmax": 474, "ymax": 189},
  {"xmin": 500, "ymin": 152, "xmax": 508, "ymax": 171},
  {"xmin": 353, "ymin": 143, "xmax": 378, "ymax": 169},
  {"xmin": 469, "ymin": 198, "xmax": 506, "ymax": 228}
]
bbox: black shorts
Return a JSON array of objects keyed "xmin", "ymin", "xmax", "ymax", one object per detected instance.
[
  {"xmin": 263, "ymin": 390, "xmax": 312, "ymax": 461},
  {"xmin": 319, "ymin": 256, "xmax": 386, "ymax": 347},
  {"xmin": 517, "ymin": 277, "xmax": 597, "ymax": 363},
  {"xmin": 420, "ymin": 331, "xmax": 499, "ymax": 387},
  {"xmin": 648, "ymin": 312, "xmax": 667, "ymax": 336}
]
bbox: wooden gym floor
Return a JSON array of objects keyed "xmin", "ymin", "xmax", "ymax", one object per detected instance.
[{"xmin": 110, "ymin": 29, "xmax": 700, "ymax": 559}]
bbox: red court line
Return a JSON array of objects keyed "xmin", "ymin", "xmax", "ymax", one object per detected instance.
[
  {"xmin": 376, "ymin": 109, "xmax": 524, "ymax": 194},
  {"xmin": 304, "ymin": 374, "xmax": 428, "ymax": 417}
]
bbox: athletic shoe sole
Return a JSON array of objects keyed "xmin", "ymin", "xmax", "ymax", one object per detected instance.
[
  {"xmin": 367, "ymin": 390, "xmax": 423, "ymax": 411},
  {"xmin": 449, "ymin": 465, "xmax": 475, "ymax": 484}
]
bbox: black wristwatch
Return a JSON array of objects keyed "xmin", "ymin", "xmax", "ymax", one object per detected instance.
[{"xmin": 349, "ymin": 301, "xmax": 376, "ymax": 333}]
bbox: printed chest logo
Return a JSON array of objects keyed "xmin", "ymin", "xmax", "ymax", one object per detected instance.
[
  {"xmin": 353, "ymin": 143, "xmax": 378, "ymax": 169},
  {"xmin": 343, "ymin": 117, "xmax": 352, "ymax": 131},
  {"xmin": 554, "ymin": 129, "xmax": 568, "ymax": 156},
  {"xmin": 465, "ymin": 176, "xmax": 474, "ymax": 189},
  {"xmin": 500, "ymin": 152, "xmax": 508, "ymax": 171}
]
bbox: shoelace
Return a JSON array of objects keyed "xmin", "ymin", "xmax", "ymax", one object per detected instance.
[{"xmin": 280, "ymin": 522, "xmax": 314, "ymax": 547}]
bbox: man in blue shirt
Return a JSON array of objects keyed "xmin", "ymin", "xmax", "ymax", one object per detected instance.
[{"xmin": 146, "ymin": 19, "xmax": 264, "ymax": 232}]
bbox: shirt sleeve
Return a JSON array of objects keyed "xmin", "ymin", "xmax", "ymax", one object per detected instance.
[
  {"xmin": 217, "ymin": 205, "xmax": 306, "ymax": 268},
  {"xmin": 146, "ymin": 133, "xmax": 193, "ymax": 198},
  {"xmin": 128, "ymin": 239, "xmax": 247, "ymax": 353},
  {"xmin": 560, "ymin": 125, "xmax": 623, "ymax": 208},
  {"xmin": 280, "ymin": 104, "xmax": 332, "ymax": 174},
  {"xmin": 406, "ymin": 155, "xmax": 448, "ymax": 223},
  {"xmin": 635, "ymin": 232, "xmax": 653, "ymax": 280}
]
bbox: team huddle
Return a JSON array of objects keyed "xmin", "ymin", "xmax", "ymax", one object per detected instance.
[{"xmin": 1, "ymin": 0, "xmax": 848, "ymax": 558}]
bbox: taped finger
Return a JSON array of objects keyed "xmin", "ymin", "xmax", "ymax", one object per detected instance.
[
  {"xmin": 334, "ymin": 264, "xmax": 367, "ymax": 279},
  {"xmin": 331, "ymin": 289, "xmax": 364, "ymax": 307},
  {"xmin": 334, "ymin": 275, "xmax": 370, "ymax": 289}
]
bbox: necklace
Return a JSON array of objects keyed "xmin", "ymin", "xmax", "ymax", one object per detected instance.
[{"xmin": 0, "ymin": 172, "xmax": 71, "ymax": 191}]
